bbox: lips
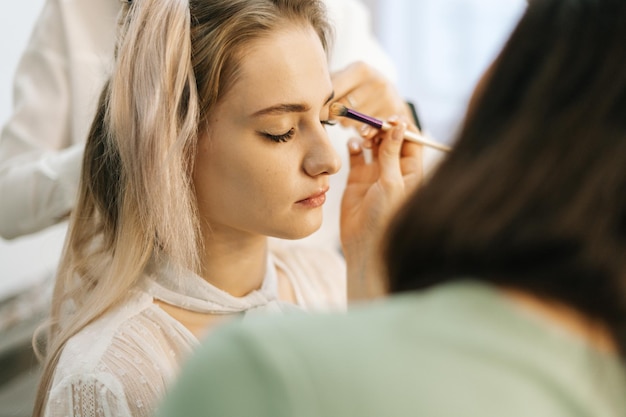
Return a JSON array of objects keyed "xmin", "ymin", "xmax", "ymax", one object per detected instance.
[{"xmin": 296, "ymin": 187, "xmax": 329, "ymax": 208}]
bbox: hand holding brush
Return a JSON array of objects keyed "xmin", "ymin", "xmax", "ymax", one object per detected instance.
[{"xmin": 330, "ymin": 103, "xmax": 451, "ymax": 153}]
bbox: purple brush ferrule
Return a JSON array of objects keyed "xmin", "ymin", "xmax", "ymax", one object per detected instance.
[{"xmin": 345, "ymin": 108, "xmax": 384, "ymax": 129}]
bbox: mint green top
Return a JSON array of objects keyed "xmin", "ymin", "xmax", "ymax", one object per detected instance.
[{"xmin": 156, "ymin": 282, "xmax": 626, "ymax": 417}]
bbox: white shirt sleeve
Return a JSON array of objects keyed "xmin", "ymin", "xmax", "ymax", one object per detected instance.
[
  {"xmin": 0, "ymin": 0, "xmax": 75, "ymax": 239},
  {"xmin": 45, "ymin": 373, "xmax": 134, "ymax": 417},
  {"xmin": 0, "ymin": 0, "xmax": 118, "ymax": 239}
]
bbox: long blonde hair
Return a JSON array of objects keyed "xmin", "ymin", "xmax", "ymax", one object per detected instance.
[{"xmin": 32, "ymin": 0, "xmax": 331, "ymax": 415}]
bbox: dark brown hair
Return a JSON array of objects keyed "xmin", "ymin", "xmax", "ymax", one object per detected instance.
[{"xmin": 384, "ymin": 0, "xmax": 626, "ymax": 355}]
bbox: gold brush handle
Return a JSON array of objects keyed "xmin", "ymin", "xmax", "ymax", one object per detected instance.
[{"xmin": 381, "ymin": 121, "xmax": 452, "ymax": 152}]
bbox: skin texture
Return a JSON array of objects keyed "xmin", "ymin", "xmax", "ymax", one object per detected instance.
[
  {"xmin": 194, "ymin": 24, "xmax": 339, "ymax": 242},
  {"xmin": 192, "ymin": 24, "xmax": 340, "ymax": 297}
]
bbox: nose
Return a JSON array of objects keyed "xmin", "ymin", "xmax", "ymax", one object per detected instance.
[{"xmin": 302, "ymin": 125, "xmax": 342, "ymax": 177}]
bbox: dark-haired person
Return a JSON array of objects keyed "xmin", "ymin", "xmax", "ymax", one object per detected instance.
[{"xmin": 156, "ymin": 0, "xmax": 626, "ymax": 415}]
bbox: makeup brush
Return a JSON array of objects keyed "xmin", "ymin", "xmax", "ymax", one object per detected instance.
[{"xmin": 330, "ymin": 103, "xmax": 451, "ymax": 153}]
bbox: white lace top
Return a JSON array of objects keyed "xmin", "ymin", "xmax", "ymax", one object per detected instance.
[{"xmin": 43, "ymin": 244, "xmax": 346, "ymax": 417}]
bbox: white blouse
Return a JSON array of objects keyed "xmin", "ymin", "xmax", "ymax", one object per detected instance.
[{"xmin": 44, "ymin": 243, "xmax": 346, "ymax": 417}]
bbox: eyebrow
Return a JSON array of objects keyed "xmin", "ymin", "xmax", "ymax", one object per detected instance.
[{"xmin": 251, "ymin": 91, "xmax": 335, "ymax": 117}]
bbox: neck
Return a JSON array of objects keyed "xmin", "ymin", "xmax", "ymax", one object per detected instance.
[
  {"xmin": 501, "ymin": 287, "xmax": 617, "ymax": 355},
  {"xmin": 199, "ymin": 227, "xmax": 269, "ymax": 297}
]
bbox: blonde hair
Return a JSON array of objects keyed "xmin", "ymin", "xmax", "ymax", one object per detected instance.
[{"xmin": 32, "ymin": 0, "xmax": 331, "ymax": 415}]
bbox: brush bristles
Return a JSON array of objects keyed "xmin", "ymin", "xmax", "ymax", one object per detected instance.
[{"xmin": 330, "ymin": 102, "xmax": 349, "ymax": 117}]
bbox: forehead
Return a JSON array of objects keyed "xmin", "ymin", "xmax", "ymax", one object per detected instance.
[{"xmin": 224, "ymin": 24, "xmax": 332, "ymax": 110}]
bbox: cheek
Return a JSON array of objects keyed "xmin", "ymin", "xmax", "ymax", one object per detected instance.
[
  {"xmin": 192, "ymin": 139, "xmax": 232, "ymax": 213},
  {"xmin": 232, "ymin": 156, "xmax": 294, "ymax": 203},
  {"xmin": 193, "ymin": 139, "xmax": 295, "ymax": 212}
]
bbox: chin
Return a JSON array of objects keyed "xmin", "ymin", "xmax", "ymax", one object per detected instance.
[{"xmin": 270, "ymin": 220, "xmax": 322, "ymax": 241}]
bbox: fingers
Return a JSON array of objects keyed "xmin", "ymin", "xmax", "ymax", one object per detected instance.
[
  {"xmin": 377, "ymin": 122, "xmax": 405, "ymax": 188},
  {"xmin": 331, "ymin": 61, "xmax": 369, "ymax": 104},
  {"xmin": 331, "ymin": 62, "xmax": 367, "ymax": 121},
  {"xmin": 331, "ymin": 62, "xmax": 412, "ymax": 132},
  {"xmin": 371, "ymin": 117, "xmax": 422, "ymax": 176},
  {"xmin": 347, "ymin": 114, "xmax": 423, "ymax": 193},
  {"xmin": 362, "ymin": 115, "xmax": 413, "ymax": 150},
  {"xmin": 347, "ymin": 137, "xmax": 366, "ymax": 170}
]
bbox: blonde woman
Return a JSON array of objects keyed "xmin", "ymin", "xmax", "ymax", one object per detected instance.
[
  {"xmin": 158, "ymin": 1, "xmax": 626, "ymax": 416},
  {"xmin": 32, "ymin": 0, "xmax": 421, "ymax": 416}
]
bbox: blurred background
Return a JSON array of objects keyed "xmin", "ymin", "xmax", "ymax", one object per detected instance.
[{"xmin": 0, "ymin": 0, "xmax": 525, "ymax": 415}]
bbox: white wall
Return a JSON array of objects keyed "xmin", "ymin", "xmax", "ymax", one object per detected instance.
[
  {"xmin": 374, "ymin": 0, "xmax": 526, "ymax": 144},
  {"xmin": 0, "ymin": 0, "xmax": 65, "ymax": 299}
]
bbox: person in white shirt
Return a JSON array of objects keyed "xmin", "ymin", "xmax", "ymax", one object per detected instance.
[{"xmin": 30, "ymin": 1, "xmax": 422, "ymax": 416}]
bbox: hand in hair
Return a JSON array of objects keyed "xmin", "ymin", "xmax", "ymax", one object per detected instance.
[{"xmin": 340, "ymin": 118, "xmax": 422, "ymax": 301}]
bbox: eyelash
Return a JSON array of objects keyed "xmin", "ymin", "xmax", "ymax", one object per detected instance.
[
  {"xmin": 265, "ymin": 128, "xmax": 295, "ymax": 143},
  {"xmin": 264, "ymin": 120, "xmax": 337, "ymax": 143}
]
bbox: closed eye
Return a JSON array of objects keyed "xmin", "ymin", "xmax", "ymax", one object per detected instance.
[
  {"xmin": 261, "ymin": 119, "xmax": 335, "ymax": 143},
  {"xmin": 263, "ymin": 128, "xmax": 295, "ymax": 143}
]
